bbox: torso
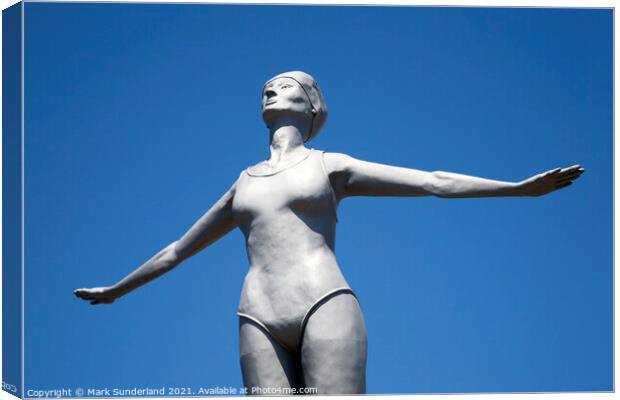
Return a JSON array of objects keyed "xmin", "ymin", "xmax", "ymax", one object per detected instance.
[{"xmin": 231, "ymin": 149, "xmax": 350, "ymax": 344}]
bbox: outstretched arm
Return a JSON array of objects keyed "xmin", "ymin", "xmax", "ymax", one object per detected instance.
[
  {"xmin": 323, "ymin": 153, "xmax": 584, "ymax": 199},
  {"xmin": 74, "ymin": 180, "xmax": 238, "ymax": 305}
]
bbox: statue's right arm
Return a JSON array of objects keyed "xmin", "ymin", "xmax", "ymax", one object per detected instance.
[{"xmin": 74, "ymin": 180, "xmax": 238, "ymax": 305}]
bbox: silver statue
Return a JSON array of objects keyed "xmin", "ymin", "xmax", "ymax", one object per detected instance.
[{"xmin": 75, "ymin": 71, "xmax": 584, "ymax": 394}]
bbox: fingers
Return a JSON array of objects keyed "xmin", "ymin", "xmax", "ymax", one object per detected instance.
[
  {"xmin": 560, "ymin": 164, "xmax": 583, "ymax": 173},
  {"xmin": 74, "ymin": 288, "xmax": 112, "ymax": 303},
  {"xmin": 556, "ymin": 174, "xmax": 581, "ymax": 184},
  {"xmin": 557, "ymin": 170, "xmax": 582, "ymax": 182},
  {"xmin": 90, "ymin": 299, "xmax": 114, "ymax": 305},
  {"xmin": 549, "ymin": 165, "xmax": 583, "ymax": 175},
  {"xmin": 75, "ymin": 288, "xmax": 114, "ymax": 305},
  {"xmin": 547, "ymin": 164, "xmax": 584, "ymax": 185},
  {"xmin": 535, "ymin": 164, "xmax": 583, "ymax": 195},
  {"xmin": 555, "ymin": 181, "xmax": 572, "ymax": 190},
  {"xmin": 559, "ymin": 166, "xmax": 584, "ymax": 177},
  {"xmin": 560, "ymin": 166, "xmax": 584, "ymax": 175},
  {"xmin": 558, "ymin": 167, "xmax": 584, "ymax": 181},
  {"xmin": 74, "ymin": 289, "xmax": 94, "ymax": 300}
]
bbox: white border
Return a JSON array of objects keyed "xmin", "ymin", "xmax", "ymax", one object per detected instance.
[
  {"xmin": 0, "ymin": 1, "xmax": 615, "ymax": 400},
  {"xmin": 13, "ymin": 0, "xmax": 619, "ymax": 5}
]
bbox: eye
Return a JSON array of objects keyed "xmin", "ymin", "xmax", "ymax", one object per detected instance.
[{"xmin": 280, "ymin": 84, "xmax": 293, "ymax": 89}]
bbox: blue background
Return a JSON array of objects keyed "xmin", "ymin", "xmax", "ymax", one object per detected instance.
[{"xmin": 24, "ymin": 4, "xmax": 612, "ymax": 394}]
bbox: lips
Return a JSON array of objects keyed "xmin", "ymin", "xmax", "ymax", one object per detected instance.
[{"xmin": 265, "ymin": 100, "xmax": 277, "ymax": 106}]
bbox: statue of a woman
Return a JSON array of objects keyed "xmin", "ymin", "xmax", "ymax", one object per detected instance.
[{"xmin": 74, "ymin": 71, "xmax": 584, "ymax": 394}]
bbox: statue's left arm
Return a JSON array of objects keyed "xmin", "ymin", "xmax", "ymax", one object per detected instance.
[{"xmin": 323, "ymin": 153, "xmax": 584, "ymax": 199}]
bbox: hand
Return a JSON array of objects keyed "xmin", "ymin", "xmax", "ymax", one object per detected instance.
[
  {"xmin": 519, "ymin": 165, "xmax": 584, "ymax": 197},
  {"xmin": 74, "ymin": 286, "xmax": 119, "ymax": 305}
]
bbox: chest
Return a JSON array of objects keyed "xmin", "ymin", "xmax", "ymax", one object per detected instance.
[{"xmin": 232, "ymin": 161, "xmax": 334, "ymax": 225}]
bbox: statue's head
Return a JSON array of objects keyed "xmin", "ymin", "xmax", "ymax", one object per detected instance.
[{"xmin": 262, "ymin": 71, "xmax": 327, "ymax": 142}]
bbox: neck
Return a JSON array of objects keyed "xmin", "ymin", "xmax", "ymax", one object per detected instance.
[{"xmin": 268, "ymin": 119, "xmax": 310, "ymax": 163}]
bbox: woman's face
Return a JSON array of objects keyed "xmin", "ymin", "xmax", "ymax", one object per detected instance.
[{"xmin": 262, "ymin": 77, "xmax": 313, "ymax": 120}]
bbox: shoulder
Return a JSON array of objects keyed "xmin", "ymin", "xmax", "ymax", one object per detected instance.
[
  {"xmin": 242, "ymin": 158, "xmax": 268, "ymax": 177},
  {"xmin": 224, "ymin": 170, "xmax": 249, "ymax": 194},
  {"xmin": 321, "ymin": 152, "xmax": 356, "ymax": 175}
]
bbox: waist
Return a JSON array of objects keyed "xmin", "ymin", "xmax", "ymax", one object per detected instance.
[
  {"xmin": 245, "ymin": 229, "xmax": 335, "ymax": 268},
  {"xmin": 238, "ymin": 257, "xmax": 350, "ymax": 323}
]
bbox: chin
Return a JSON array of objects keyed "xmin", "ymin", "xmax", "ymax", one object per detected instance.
[
  {"xmin": 262, "ymin": 108, "xmax": 279, "ymax": 126},
  {"xmin": 264, "ymin": 107, "xmax": 309, "ymax": 119},
  {"xmin": 262, "ymin": 107, "xmax": 291, "ymax": 124}
]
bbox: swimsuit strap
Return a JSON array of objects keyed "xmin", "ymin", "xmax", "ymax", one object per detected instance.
[
  {"xmin": 298, "ymin": 287, "xmax": 359, "ymax": 350},
  {"xmin": 237, "ymin": 312, "xmax": 270, "ymax": 333},
  {"xmin": 318, "ymin": 150, "xmax": 339, "ymax": 222},
  {"xmin": 245, "ymin": 149, "xmax": 315, "ymax": 177}
]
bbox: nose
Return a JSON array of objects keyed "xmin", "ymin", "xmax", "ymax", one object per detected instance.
[{"xmin": 264, "ymin": 89, "xmax": 276, "ymax": 99}]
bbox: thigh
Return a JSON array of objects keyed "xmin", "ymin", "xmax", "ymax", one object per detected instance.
[
  {"xmin": 239, "ymin": 317, "xmax": 302, "ymax": 395},
  {"xmin": 301, "ymin": 293, "xmax": 368, "ymax": 394}
]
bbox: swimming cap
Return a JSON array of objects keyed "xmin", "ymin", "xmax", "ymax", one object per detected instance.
[{"xmin": 263, "ymin": 71, "xmax": 328, "ymax": 142}]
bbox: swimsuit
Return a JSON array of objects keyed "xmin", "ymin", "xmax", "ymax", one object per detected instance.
[
  {"xmin": 238, "ymin": 287, "xmax": 358, "ymax": 353},
  {"xmin": 232, "ymin": 149, "xmax": 359, "ymax": 353}
]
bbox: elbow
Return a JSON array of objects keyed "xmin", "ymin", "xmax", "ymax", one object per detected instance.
[
  {"xmin": 166, "ymin": 241, "xmax": 183, "ymax": 265},
  {"xmin": 426, "ymin": 171, "xmax": 452, "ymax": 197}
]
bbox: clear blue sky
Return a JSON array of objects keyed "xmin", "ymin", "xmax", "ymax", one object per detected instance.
[{"xmin": 23, "ymin": 4, "xmax": 611, "ymax": 394}]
